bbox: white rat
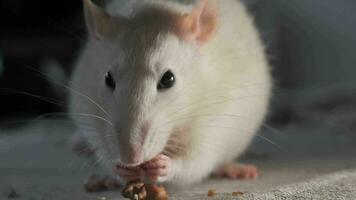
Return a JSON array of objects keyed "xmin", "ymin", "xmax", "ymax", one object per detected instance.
[{"xmin": 69, "ymin": 0, "xmax": 271, "ymax": 187}]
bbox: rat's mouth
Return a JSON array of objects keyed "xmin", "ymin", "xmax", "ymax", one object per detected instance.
[
  {"xmin": 115, "ymin": 156, "xmax": 158, "ymax": 172},
  {"xmin": 115, "ymin": 153, "xmax": 171, "ymax": 182},
  {"xmin": 116, "ymin": 163, "xmax": 141, "ymax": 170},
  {"xmin": 115, "ymin": 126, "xmax": 187, "ymax": 170},
  {"xmin": 115, "ymin": 155, "xmax": 156, "ymax": 169},
  {"xmin": 116, "ymin": 151, "xmax": 168, "ymax": 170}
]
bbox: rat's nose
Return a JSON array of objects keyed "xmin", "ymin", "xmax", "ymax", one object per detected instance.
[
  {"xmin": 119, "ymin": 146, "xmax": 144, "ymax": 166},
  {"xmin": 140, "ymin": 121, "xmax": 150, "ymax": 145},
  {"xmin": 129, "ymin": 148, "xmax": 144, "ymax": 164},
  {"xmin": 117, "ymin": 121, "xmax": 150, "ymax": 165}
]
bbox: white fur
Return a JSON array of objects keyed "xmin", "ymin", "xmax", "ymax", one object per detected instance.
[{"xmin": 69, "ymin": 0, "xmax": 271, "ymax": 185}]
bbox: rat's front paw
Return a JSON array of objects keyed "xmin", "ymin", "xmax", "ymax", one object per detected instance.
[
  {"xmin": 116, "ymin": 165, "xmax": 143, "ymax": 182},
  {"xmin": 142, "ymin": 154, "xmax": 171, "ymax": 182}
]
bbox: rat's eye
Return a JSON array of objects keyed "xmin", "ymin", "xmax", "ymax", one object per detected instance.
[
  {"xmin": 158, "ymin": 70, "xmax": 175, "ymax": 91},
  {"xmin": 105, "ymin": 71, "xmax": 116, "ymax": 90}
]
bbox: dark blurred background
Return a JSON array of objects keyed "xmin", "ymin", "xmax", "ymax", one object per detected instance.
[
  {"xmin": 0, "ymin": 0, "xmax": 84, "ymax": 123},
  {"xmin": 1, "ymin": 0, "xmax": 356, "ymax": 132}
]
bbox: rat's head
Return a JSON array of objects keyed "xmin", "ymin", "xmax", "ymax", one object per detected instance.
[{"xmin": 83, "ymin": 0, "xmax": 218, "ymax": 167}]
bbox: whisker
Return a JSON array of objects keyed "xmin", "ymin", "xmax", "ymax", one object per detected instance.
[
  {"xmin": 154, "ymin": 131, "xmax": 227, "ymax": 156},
  {"xmin": 0, "ymin": 88, "xmax": 66, "ymax": 108},
  {"xmin": 203, "ymin": 125, "xmax": 283, "ymax": 150},
  {"xmin": 75, "ymin": 113, "xmax": 114, "ymax": 127},
  {"xmin": 168, "ymin": 93, "xmax": 269, "ymax": 119},
  {"xmin": 103, "ymin": 134, "xmax": 115, "ymax": 138},
  {"xmin": 154, "ymin": 123, "xmax": 283, "ymax": 150},
  {"xmin": 21, "ymin": 64, "xmax": 110, "ymax": 118},
  {"xmin": 261, "ymin": 124, "xmax": 286, "ymax": 137},
  {"xmin": 32, "ymin": 112, "xmax": 114, "ymax": 127},
  {"xmin": 0, "ymin": 117, "xmax": 67, "ymax": 126},
  {"xmin": 152, "ymin": 113, "xmax": 248, "ymax": 131},
  {"xmin": 153, "ymin": 81, "xmax": 266, "ymax": 118},
  {"xmin": 32, "ymin": 112, "xmax": 71, "ymax": 121},
  {"xmin": 255, "ymin": 134, "xmax": 283, "ymax": 150}
]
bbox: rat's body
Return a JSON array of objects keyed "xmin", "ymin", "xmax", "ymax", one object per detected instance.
[{"xmin": 69, "ymin": 0, "xmax": 271, "ymax": 186}]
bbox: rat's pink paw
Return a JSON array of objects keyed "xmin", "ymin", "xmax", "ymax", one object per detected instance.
[
  {"xmin": 213, "ymin": 163, "xmax": 258, "ymax": 180},
  {"xmin": 141, "ymin": 154, "xmax": 171, "ymax": 182},
  {"xmin": 115, "ymin": 165, "xmax": 143, "ymax": 182}
]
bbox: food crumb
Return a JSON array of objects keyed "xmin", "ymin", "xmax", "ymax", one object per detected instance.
[
  {"xmin": 232, "ymin": 191, "xmax": 244, "ymax": 196},
  {"xmin": 97, "ymin": 197, "xmax": 107, "ymax": 200},
  {"xmin": 7, "ymin": 187, "xmax": 20, "ymax": 198},
  {"xmin": 146, "ymin": 184, "xmax": 168, "ymax": 200},
  {"xmin": 207, "ymin": 189, "xmax": 216, "ymax": 197}
]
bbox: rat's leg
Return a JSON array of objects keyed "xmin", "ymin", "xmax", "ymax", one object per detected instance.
[
  {"xmin": 212, "ymin": 163, "xmax": 258, "ymax": 180},
  {"xmin": 71, "ymin": 134, "xmax": 118, "ymax": 191},
  {"xmin": 84, "ymin": 174, "xmax": 121, "ymax": 192},
  {"xmin": 84, "ymin": 165, "xmax": 144, "ymax": 192},
  {"xmin": 85, "ymin": 165, "xmax": 144, "ymax": 192},
  {"xmin": 70, "ymin": 133, "xmax": 95, "ymax": 157}
]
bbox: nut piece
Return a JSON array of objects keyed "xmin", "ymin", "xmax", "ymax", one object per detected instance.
[
  {"xmin": 122, "ymin": 180, "xmax": 147, "ymax": 200},
  {"xmin": 122, "ymin": 181, "xmax": 168, "ymax": 200},
  {"xmin": 146, "ymin": 184, "xmax": 168, "ymax": 200},
  {"xmin": 7, "ymin": 187, "xmax": 20, "ymax": 199},
  {"xmin": 207, "ymin": 189, "xmax": 216, "ymax": 197},
  {"xmin": 232, "ymin": 191, "xmax": 244, "ymax": 196}
]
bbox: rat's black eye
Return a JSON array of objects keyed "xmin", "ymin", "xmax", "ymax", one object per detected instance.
[
  {"xmin": 158, "ymin": 70, "xmax": 175, "ymax": 91},
  {"xmin": 105, "ymin": 71, "xmax": 116, "ymax": 90}
]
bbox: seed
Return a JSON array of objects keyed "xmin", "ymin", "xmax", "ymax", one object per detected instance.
[
  {"xmin": 207, "ymin": 189, "xmax": 216, "ymax": 197},
  {"xmin": 232, "ymin": 191, "xmax": 244, "ymax": 196}
]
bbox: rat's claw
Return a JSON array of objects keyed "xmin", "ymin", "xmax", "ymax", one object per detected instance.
[{"xmin": 142, "ymin": 154, "xmax": 171, "ymax": 182}]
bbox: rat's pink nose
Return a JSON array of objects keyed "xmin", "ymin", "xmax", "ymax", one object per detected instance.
[
  {"xmin": 124, "ymin": 121, "xmax": 150, "ymax": 164},
  {"xmin": 117, "ymin": 121, "xmax": 150, "ymax": 166}
]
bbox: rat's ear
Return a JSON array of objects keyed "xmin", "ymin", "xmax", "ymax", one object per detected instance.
[
  {"xmin": 83, "ymin": 0, "xmax": 121, "ymax": 39},
  {"xmin": 173, "ymin": 0, "xmax": 218, "ymax": 45}
]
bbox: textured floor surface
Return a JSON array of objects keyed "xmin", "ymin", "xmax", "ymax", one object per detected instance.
[{"xmin": 0, "ymin": 119, "xmax": 356, "ymax": 200}]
